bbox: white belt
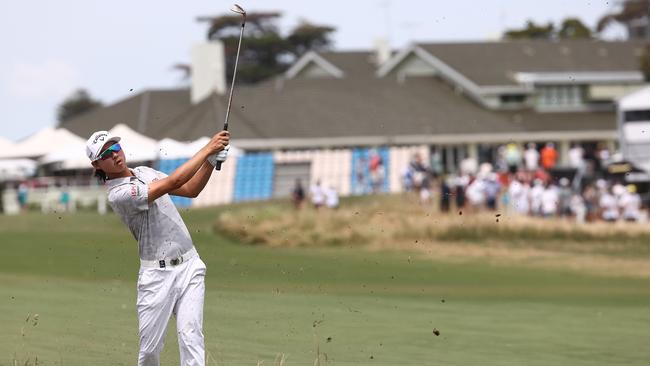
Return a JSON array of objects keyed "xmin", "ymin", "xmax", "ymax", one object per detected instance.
[{"xmin": 140, "ymin": 247, "xmax": 198, "ymax": 268}]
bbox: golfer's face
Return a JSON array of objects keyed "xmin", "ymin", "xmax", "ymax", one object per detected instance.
[{"xmin": 96, "ymin": 141, "xmax": 126, "ymax": 173}]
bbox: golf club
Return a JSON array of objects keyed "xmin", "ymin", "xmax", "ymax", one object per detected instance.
[{"xmin": 215, "ymin": 3, "xmax": 246, "ymax": 171}]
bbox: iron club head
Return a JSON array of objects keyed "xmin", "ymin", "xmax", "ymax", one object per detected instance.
[{"xmin": 230, "ymin": 4, "xmax": 246, "ymax": 15}]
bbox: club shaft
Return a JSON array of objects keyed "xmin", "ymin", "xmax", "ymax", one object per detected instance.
[
  {"xmin": 216, "ymin": 17, "xmax": 245, "ymax": 171},
  {"xmin": 223, "ymin": 21, "xmax": 245, "ymax": 131}
]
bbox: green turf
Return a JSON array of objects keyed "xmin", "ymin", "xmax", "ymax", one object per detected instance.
[{"xmin": 1, "ymin": 209, "xmax": 649, "ymax": 365}]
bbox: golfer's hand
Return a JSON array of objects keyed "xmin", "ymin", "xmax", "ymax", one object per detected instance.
[
  {"xmin": 207, "ymin": 131, "xmax": 230, "ymax": 154},
  {"xmin": 208, "ymin": 145, "xmax": 229, "ymax": 167}
]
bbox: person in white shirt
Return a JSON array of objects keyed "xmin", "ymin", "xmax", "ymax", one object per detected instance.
[
  {"xmin": 524, "ymin": 143, "xmax": 539, "ymax": 172},
  {"xmin": 599, "ymin": 187, "xmax": 620, "ymax": 222},
  {"xmin": 324, "ymin": 184, "xmax": 339, "ymax": 209},
  {"xmin": 541, "ymin": 183, "xmax": 559, "ymax": 217},
  {"xmin": 568, "ymin": 143, "xmax": 585, "ymax": 169},
  {"xmin": 619, "ymin": 184, "xmax": 641, "ymax": 222},
  {"xmin": 310, "ymin": 180, "xmax": 326, "ymax": 209},
  {"xmin": 508, "ymin": 178, "xmax": 530, "ymax": 215},
  {"xmin": 529, "ymin": 179, "xmax": 545, "ymax": 216},
  {"xmin": 86, "ymin": 129, "xmax": 230, "ymax": 366},
  {"xmin": 466, "ymin": 176, "xmax": 486, "ymax": 211}
]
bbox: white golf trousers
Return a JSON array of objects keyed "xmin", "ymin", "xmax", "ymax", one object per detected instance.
[{"xmin": 136, "ymin": 256, "xmax": 206, "ymax": 366}]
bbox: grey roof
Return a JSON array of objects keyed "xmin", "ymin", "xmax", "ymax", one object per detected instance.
[
  {"xmin": 317, "ymin": 51, "xmax": 377, "ymax": 79},
  {"xmin": 60, "ymin": 89, "xmax": 191, "ymax": 139},
  {"xmin": 61, "ymin": 42, "xmax": 620, "ymax": 146},
  {"xmin": 419, "ymin": 40, "xmax": 647, "ymax": 86},
  {"xmin": 160, "ymin": 76, "xmax": 614, "ymax": 142}
]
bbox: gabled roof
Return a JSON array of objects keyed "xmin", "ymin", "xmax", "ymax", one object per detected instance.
[
  {"xmin": 60, "ymin": 89, "xmax": 191, "ymax": 139},
  {"xmin": 420, "ymin": 40, "xmax": 647, "ymax": 87},
  {"xmin": 379, "ymin": 40, "xmax": 646, "ymax": 88},
  {"xmin": 284, "ymin": 51, "xmax": 345, "ymax": 79},
  {"xmin": 157, "ymin": 74, "xmax": 615, "ymax": 147}
]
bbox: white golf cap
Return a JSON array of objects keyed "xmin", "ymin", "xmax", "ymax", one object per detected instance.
[{"xmin": 86, "ymin": 130, "xmax": 121, "ymax": 162}]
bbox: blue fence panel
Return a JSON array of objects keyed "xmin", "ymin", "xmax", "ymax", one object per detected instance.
[
  {"xmin": 157, "ymin": 158, "xmax": 193, "ymax": 208},
  {"xmin": 234, "ymin": 152, "xmax": 274, "ymax": 202},
  {"xmin": 350, "ymin": 147, "xmax": 390, "ymax": 195}
]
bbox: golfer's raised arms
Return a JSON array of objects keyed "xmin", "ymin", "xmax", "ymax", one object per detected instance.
[{"xmin": 148, "ymin": 131, "xmax": 229, "ymax": 203}]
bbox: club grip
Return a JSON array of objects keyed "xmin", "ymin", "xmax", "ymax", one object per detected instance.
[{"xmin": 215, "ymin": 161, "xmax": 223, "ymax": 171}]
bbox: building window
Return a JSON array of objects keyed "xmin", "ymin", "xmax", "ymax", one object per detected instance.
[
  {"xmin": 500, "ymin": 94, "xmax": 527, "ymax": 106},
  {"xmin": 537, "ymin": 85, "xmax": 584, "ymax": 108}
]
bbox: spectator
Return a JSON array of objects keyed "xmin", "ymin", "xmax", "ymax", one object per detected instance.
[
  {"xmin": 466, "ymin": 176, "xmax": 486, "ymax": 212},
  {"xmin": 568, "ymin": 143, "xmax": 585, "ymax": 169},
  {"xmin": 495, "ymin": 145, "xmax": 508, "ymax": 173},
  {"xmin": 541, "ymin": 182, "xmax": 559, "ymax": 217},
  {"xmin": 310, "ymin": 180, "xmax": 325, "ymax": 209},
  {"xmin": 324, "ymin": 184, "xmax": 339, "ymax": 209},
  {"xmin": 59, "ymin": 187, "xmax": 71, "ymax": 213},
  {"xmin": 557, "ymin": 178, "xmax": 572, "ymax": 217},
  {"xmin": 408, "ymin": 153, "xmax": 431, "ymax": 203},
  {"xmin": 439, "ymin": 176, "xmax": 451, "ymax": 213},
  {"xmin": 597, "ymin": 142, "xmax": 611, "ymax": 168},
  {"xmin": 619, "ymin": 184, "xmax": 641, "ymax": 222},
  {"xmin": 354, "ymin": 157, "xmax": 367, "ymax": 195},
  {"xmin": 570, "ymin": 193, "xmax": 587, "ymax": 224},
  {"xmin": 368, "ymin": 150, "xmax": 385, "ymax": 193},
  {"xmin": 509, "ymin": 178, "xmax": 530, "ymax": 215},
  {"xmin": 504, "ymin": 143, "xmax": 522, "ymax": 174},
  {"xmin": 582, "ymin": 184, "xmax": 599, "ymax": 222},
  {"xmin": 524, "ymin": 143, "xmax": 539, "ymax": 172},
  {"xmin": 484, "ymin": 173, "xmax": 501, "ymax": 210},
  {"xmin": 291, "ymin": 178, "xmax": 305, "ymax": 209},
  {"xmin": 460, "ymin": 155, "xmax": 478, "ymax": 177},
  {"xmin": 17, "ymin": 182, "xmax": 28, "ymax": 212},
  {"xmin": 599, "ymin": 186, "xmax": 619, "ymax": 222},
  {"xmin": 529, "ymin": 179, "xmax": 545, "ymax": 216},
  {"xmin": 454, "ymin": 174, "xmax": 468, "ymax": 211},
  {"xmin": 540, "ymin": 142, "xmax": 558, "ymax": 170}
]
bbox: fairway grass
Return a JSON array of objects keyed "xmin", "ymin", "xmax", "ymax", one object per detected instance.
[{"xmin": 1, "ymin": 208, "xmax": 650, "ymax": 365}]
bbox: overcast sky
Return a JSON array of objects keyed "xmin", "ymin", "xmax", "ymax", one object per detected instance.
[{"xmin": 0, "ymin": 0, "xmax": 624, "ymax": 142}]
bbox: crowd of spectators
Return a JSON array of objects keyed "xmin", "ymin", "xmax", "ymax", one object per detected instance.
[{"xmin": 402, "ymin": 142, "xmax": 647, "ymax": 223}]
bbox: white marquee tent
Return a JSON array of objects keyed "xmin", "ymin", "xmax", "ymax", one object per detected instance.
[
  {"xmin": 0, "ymin": 128, "xmax": 85, "ymax": 159},
  {"xmin": 109, "ymin": 124, "xmax": 158, "ymax": 162}
]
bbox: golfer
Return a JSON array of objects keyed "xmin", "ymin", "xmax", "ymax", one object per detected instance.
[{"xmin": 86, "ymin": 129, "xmax": 230, "ymax": 366}]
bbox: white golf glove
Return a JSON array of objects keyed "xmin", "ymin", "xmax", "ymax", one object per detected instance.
[{"xmin": 208, "ymin": 145, "xmax": 230, "ymax": 167}]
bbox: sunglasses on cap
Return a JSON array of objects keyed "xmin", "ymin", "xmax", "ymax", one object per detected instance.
[{"xmin": 98, "ymin": 143, "xmax": 122, "ymax": 161}]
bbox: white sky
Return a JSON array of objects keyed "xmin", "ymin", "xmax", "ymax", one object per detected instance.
[{"xmin": 0, "ymin": 0, "xmax": 625, "ymax": 141}]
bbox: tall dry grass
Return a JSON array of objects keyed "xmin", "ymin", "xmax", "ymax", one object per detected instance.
[{"xmin": 214, "ymin": 194, "xmax": 650, "ymax": 277}]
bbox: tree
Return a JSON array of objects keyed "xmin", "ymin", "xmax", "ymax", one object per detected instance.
[
  {"xmin": 57, "ymin": 89, "xmax": 102, "ymax": 124},
  {"xmin": 640, "ymin": 43, "xmax": 650, "ymax": 81},
  {"xmin": 197, "ymin": 11, "xmax": 335, "ymax": 83},
  {"xmin": 597, "ymin": 0, "xmax": 650, "ymax": 39},
  {"xmin": 558, "ymin": 18, "xmax": 592, "ymax": 39},
  {"xmin": 287, "ymin": 21, "xmax": 336, "ymax": 57},
  {"xmin": 504, "ymin": 20, "xmax": 555, "ymax": 40}
]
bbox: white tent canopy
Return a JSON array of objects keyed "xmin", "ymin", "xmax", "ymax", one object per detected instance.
[
  {"xmin": 0, "ymin": 136, "xmax": 15, "ymax": 151},
  {"xmin": 39, "ymin": 139, "xmax": 89, "ymax": 169},
  {"xmin": 109, "ymin": 124, "xmax": 158, "ymax": 162},
  {"xmin": 0, "ymin": 128, "xmax": 85, "ymax": 159},
  {"xmin": 618, "ymin": 86, "xmax": 650, "ymax": 111},
  {"xmin": 157, "ymin": 138, "xmax": 193, "ymax": 160},
  {"xmin": 0, "ymin": 158, "xmax": 37, "ymax": 180}
]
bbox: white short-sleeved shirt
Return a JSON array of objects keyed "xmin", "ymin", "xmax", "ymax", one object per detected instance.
[{"xmin": 106, "ymin": 166, "xmax": 194, "ymax": 261}]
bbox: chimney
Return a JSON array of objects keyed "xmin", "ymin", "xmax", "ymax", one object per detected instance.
[
  {"xmin": 190, "ymin": 41, "xmax": 226, "ymax": 104},
  {"xmin": 373, "ymin": 38, "xmax": 391, "ymax": 66}
]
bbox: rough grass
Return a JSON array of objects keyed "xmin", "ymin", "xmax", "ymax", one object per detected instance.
[
  {"xmin": 215, "ymin": 194, "xmax": 650, "ymax": 277},
  {"xmin": 2, "ymin": 200, "xmax": 650, "ymax": 365}
]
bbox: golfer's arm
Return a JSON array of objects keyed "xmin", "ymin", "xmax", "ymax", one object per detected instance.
[
  {"xmin": 148, "ymin": 148, "xmax": 211, "ymax": 203},
  {"xmin": 170, "ymin": 162, "xmax": 214, "ymax": 198}
]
